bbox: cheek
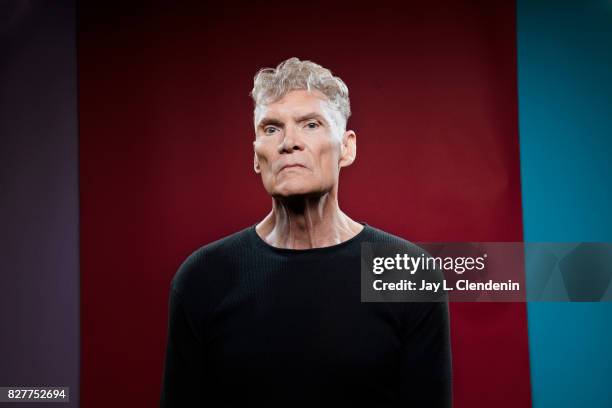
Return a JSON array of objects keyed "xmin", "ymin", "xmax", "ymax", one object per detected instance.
[
  {"xmin": 259, "ymin": 161, "xmax": 275, "ymax": 185},
  {"xmin": 254, "ymin": 150, "xmax": 277, "ymax": 187},
  {"xmin": 315, "ymin": 141, "xmax": 341, "ymax": 173},
  {"xmin": 254, "ymin": 144, "xmax": 272, "ymax": 169}
]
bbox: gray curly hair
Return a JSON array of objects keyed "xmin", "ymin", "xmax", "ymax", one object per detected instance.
[{"xmin": 250, "ymin": 57, "xmax": 351, "ymax": 132}]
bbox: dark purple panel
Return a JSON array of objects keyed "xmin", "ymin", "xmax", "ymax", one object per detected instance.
[{"xmin": 0, "ymin": 0, "xmax": 79, "ymax": 406}]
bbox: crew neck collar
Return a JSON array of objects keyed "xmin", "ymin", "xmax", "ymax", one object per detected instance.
[{"xmin": 250, "ymin": 222, "xmax": 369, "ymax": 255}]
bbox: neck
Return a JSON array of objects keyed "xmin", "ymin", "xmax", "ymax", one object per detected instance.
[{"xmin": 255, "ymin": 190, "xmax": 364, "ymax": 249}]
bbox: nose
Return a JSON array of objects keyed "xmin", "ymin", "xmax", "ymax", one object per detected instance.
[{"xmin": 278, "ymin": 125, "xmax": 304, "ymax": 154}]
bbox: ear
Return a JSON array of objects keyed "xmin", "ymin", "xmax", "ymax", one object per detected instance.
[
  {"xmin": 253, "ymin": 146, "xmax": 261, "ymax": 174},
  {"xmin": 339, "ymin": 130, "xmax": 356, "ymax": 168}
]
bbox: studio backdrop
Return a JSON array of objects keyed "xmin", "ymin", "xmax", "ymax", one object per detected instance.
[{"xmin": 79, "ymin": 2, "xmax": 530, "ymax": 407}]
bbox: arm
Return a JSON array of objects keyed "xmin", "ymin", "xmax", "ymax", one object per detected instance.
[
  {"xmin": 159, "ymin": 286, "xmax": 206, "ymax": 407},
  {"xmin": 398, "ymin": 300, "xmax": 453, "ymax": 407}
]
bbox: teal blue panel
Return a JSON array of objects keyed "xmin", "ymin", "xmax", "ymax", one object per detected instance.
[{"xmin": 517, "ymin": 1, "xmax": 612, "ymax": 407}]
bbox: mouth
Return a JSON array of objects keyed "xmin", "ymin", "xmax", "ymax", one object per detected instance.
[{"xmin": 279, "ymin": 164, "xmax": 306, "ymax": 172}]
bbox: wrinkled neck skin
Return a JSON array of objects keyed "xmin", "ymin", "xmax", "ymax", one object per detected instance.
[{"xmin": 255, "ymin": 188, "xmax": 364, "ymax": 250}]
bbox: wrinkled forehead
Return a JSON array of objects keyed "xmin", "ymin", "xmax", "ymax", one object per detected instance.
[{"xmin": 253, "ymin": 90, "xmax": 341, "ymax": 128}]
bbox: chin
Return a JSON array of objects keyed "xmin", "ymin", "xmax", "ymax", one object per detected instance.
[{"xmin": 271, "ymin": 181, "xmax": 323, "ymax": 198}]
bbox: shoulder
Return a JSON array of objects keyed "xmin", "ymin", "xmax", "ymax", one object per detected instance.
[
  {"xmin": 365, "ymin": 225, "xmax": 449, "ymax": 304},
  {"xmin": 170, "ymin": 225, "xmax": 253, "ymax": 297}
]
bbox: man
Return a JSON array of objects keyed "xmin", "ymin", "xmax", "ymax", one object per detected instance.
[{"xmin": 160, "ymin": 57, "xmax": 452, "ymax": 407}]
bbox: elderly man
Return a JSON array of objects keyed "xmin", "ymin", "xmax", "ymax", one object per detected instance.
[{"xmin": 160, "ymin": 57, "xmax": 452, "ymax": 407}]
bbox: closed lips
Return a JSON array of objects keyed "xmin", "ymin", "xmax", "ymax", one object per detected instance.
[{"xmin": 280, "ymin": 164, "xmax": 306, "ymax": 171}]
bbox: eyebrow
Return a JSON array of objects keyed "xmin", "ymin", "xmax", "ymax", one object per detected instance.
[
  {"xmin": 294, "ymin": 113, "xmax": 327, "ymax": 124},
  {"xmin": 257, "ymin": 113, "xmax": 328, "ymax": 128},
  {"xmin": 258, "ymin": 117, "xmax": 284, "ymax": 128}
]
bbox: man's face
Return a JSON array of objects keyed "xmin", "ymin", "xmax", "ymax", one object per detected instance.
[{"xmin": 253, "ymin": 89, "xmax": 355, "ymax": 198}]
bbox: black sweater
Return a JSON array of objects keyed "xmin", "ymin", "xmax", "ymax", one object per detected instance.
[{"xmin": 159, "ymin": 222, "xmax": 452, "ymax": 407}]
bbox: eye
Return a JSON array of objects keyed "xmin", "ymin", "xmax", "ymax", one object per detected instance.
[
  {"xmin": 305, "ymin": 121, "xmax": 320, "ymax": 130},
  {"xmin": 264, "ymin": 126, "xmax": 279, "ymax": 135}
]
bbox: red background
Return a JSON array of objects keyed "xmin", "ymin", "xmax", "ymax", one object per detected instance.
[{"xmin": 79, "ymin": 1, "xmax": 531, "ymax": 406}]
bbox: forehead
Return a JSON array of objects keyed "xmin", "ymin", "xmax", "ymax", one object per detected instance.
[{"xmin": 255, "ymin": 89, "xmax": 334, "ymax": 125}]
